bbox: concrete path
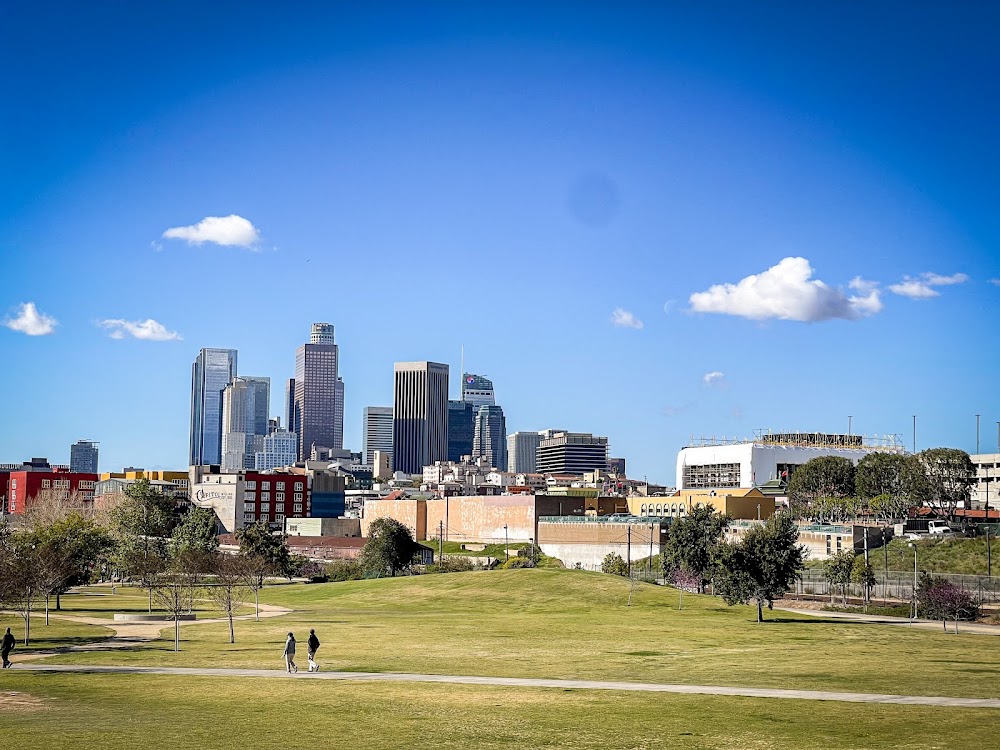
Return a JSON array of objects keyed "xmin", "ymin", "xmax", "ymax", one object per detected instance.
[
  {"xmin": 12, "ymin": 663, "xmax": 1000, "ymax": 709},
  {"xmin": 773, "ymin": 604, "xmax": 1000, "ymax": 636}
]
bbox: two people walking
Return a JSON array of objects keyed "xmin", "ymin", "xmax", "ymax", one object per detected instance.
[
  {"xmin": 283, "ymin": 629, "xmax": 320, "ymax": 673},
  {"xmin": 1, "ymin": 627, "xmax": 14, "ymax": 669}
]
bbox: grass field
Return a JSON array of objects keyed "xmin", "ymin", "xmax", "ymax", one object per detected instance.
[
  {"xmin": 28, "ymin": 568, "xmax": 1000, "ymax": 701},
  {"xmin": 882, "ymin": 537, "xmax": 998, "ymax": 576},
  {"xmin": 0, "ymin": 613, "xmax": 112, "ymax": 650},
  {"xmin": 2, "ymin": 671, "xmax": 998, "ymax": 750}
]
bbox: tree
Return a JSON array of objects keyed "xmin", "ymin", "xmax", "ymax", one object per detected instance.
[
  {"xmin": 851, "ymin": 555, "xmax": 877, "ymax": 610},
  {"xmin": 207, "ymin": 553, "xmax": 252, "ymax": 644},
  {"xmin": 661, "ymin": 505, "xmax": 728, "ymax": 593},
  {"xmin": 235, "ymin": 521, "xmax": 292, "ymax": 620},
  {"xmin": 359, "ymin": 517, "xmax": 419, "ymax": 578},
  {"xmin": 855, "ymin": 453, "xmax": 928, "ymax": 520},
  {"xmin": 601, "ymin": 552, "xmax": 628, "ymax": 576},
  {"xmin": 0, "ymin": 539, "xmax": 43, "ymax": 645},
  {"xmin": 787, "ymin": 457, "xmax": 856, "ymax": 517},
  {"xmin": 713, "ymin": 514, "xmax": 806, "ymax": 623},
  {"xmin": 918, "ymin": 448, "xmax": 975, "ymax": 519},
  {"xmin": 823, "ymin": 551, "xmax": 855, "ymax": 605},
  {"xmin": 916, "ymin": 573, "xmax": 979, "ymax": 633},
  {"xmin": 171, "ymin": 507, "xmax": 220, "ymax": 556},
  {"xmin": 27, "ymin": 512, "xmax": 112, "ymax": 617},
  {"xmin": 107, "ymin": 479, "xmax": 173, "ymax": 612},
  {"xmin": 670, "ymin": 568, "xmax": 701, "ymax": 611}
]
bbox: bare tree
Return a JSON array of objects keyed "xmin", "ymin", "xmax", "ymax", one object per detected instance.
[
  {"xmin": 208, "ymin": 553, "xmax": 252, "ymax": 644},
  {"xmin": 2, "ymin": 545, "xmax": 43, "ymax": 645}
]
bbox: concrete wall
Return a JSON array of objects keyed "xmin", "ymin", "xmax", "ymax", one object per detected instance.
[
  {"xmin": 537, "ymin": 520, "xmax": 667, "ymax": 569},
  {"xmin": 427, "ymin": 495, "xmax": 537, "ymax": 544},
  {"xmin": 286, "ymin": 517, "xmax": 362, "ymax": 537},
  {"xmin": 362, "ymin": 496, "xmax": 426, "ymax": 539}
]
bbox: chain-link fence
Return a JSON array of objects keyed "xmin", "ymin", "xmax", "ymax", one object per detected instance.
[{"xmin": 793, "ymin": 569, "xmax": 1000, "ymax": 607}]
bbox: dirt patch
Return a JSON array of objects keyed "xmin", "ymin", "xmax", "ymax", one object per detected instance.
[
  {"xmin": 0, "ymin": 691, "xmax": 48, "ymax": 712},
  {"xmin": 772, "ymin": 598, "xmax": 825, "ymax": 611}
]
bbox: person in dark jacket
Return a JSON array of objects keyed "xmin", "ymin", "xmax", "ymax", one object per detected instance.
[
  {"xmin": 283, "ymin": 633, "xmax": 298, "ymax": 673},
  {"xmin": 2, "ymin": 627, "xmax": 15, "ymax": 668},
  {"xmin": 306, "ymin": 629, "xmax": 320, "ymax": 672}
]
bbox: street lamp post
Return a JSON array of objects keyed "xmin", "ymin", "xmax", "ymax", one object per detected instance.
[{"xmin": 908, "ymin": 542, "xmax": 918, "ymax": 621}]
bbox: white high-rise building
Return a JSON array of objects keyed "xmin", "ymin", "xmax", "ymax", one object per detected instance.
[
  {"xmin": 362, "ymin": 406, "xmax": 393, "ymax": 467},
  {"xmin": 221, "ymin": 378, "xmax": 256, "ymax": 472},
  {"xmin": 255, "ymin": 429, "xmax": 298, "ymax": 471}
]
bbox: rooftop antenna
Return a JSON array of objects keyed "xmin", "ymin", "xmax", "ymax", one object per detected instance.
[{"xmin": 460, "ymin": 345, "xmax": 464, "ymax": 399}]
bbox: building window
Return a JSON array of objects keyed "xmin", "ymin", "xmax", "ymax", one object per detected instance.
[
  {"xmin": 246, "ymin": 481, "xmax": 257, "ymax": 490},
  {"xmin": 261, "ymin": 503, "xmax": 270, "ymax": 513},
  {"xmin": 836, "ymin": 537, "xmax": 842, "ymax": 551},
  {"xmin": 277, "ymin": 482, "xmax": 285, "ymax": 491},
  {"xmin": 262, "ymin": 481, "xmax": 271, "ymax": 490},
  {"xmin": 261, "ymin": 492, "xmax": 270, "ymax": 501},
  {"xmin": 276, "ymin": 492, "xmax": 285, "ymax": 501},
  {"xmin": 294, "ymin": 493, "xmax": 303, "ymax": 501},
  {"xmin": 41, "ymin": 479, "xmax": 51, "ymax": 489},
  {"xmin": 294, "ymin": 504, "xmax": 303, "ymax": 513},
  {"xmin": 276, "ymin": 503, "xmax": 285, "ymax": 513},
  {"xmin": 826, "ymin": 536, "xmax": 832, "ymax": 555},
  {"xmin": 276, "ymin": 513, "xmax": 285, "ymax": 521},
  {"xmin": 682, "ymin": 462, "xmax": 741, "ymax": 489},
  {"xmin": 244, "ymin": 513, "xmax": 255, "ymax": 522},
  {"xmin": 246, "ymin": 491, "xmax": 256, "ymax": 501}
]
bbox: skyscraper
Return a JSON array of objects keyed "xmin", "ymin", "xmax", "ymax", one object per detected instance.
[
  {"xmin": 362, "ymin": 406, "xmax": 393, "ymax": 467},
  {"xmin": 535, "ymin": 431, "xmax": 609, "ymax": 475},
  {"xmin": 393, "ymin": 361, "xmax": 449, "ymax": 474},
  {"xmin": 472, "ymin": 404, "xmax": 506, "ymax": 470},
  {"xmin": 461, "ymin": 373, "xmax": 495, "ymax": 406},
  {"xmin": 242, "ymin": 376, "xmax": 271, "ymax": 438},
  {"xmin": 69, "ymin": 440, "xmax": 99, "ymax": 473},
  {"xmin": 507, "ymin": 431, "xmax": 542, "ymax": 473},
  {"xmin": 221, "ymin": 378, "xmax": 256, "ymax": 472},
  {"xmin": 284, "ymin": 378, "xmax": 295, "ymax": 435},
  {"xmin": 447, "ymin": 400, "xmax": 476, "ymax": 462},
  {"xmin": 190, "ymin": 348, "xmax": 238, "ymax": 466},
  {"xmin": 292, "ymin": 323, "xmax": 344, "ymax": 461}
]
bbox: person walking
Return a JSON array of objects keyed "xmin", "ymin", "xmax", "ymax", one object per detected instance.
[
  {"xmin": 306, "ymin": 629, "xmax": 320, "ymax": 672},
  {"xmin": 283, "ymin": 632, "xmax": 298, "ymax": 673},
  {"xmin": 2, "ymin": 627, "xmax": 15, "ymax": 669}
]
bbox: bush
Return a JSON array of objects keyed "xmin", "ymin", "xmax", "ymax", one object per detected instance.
[
  {"xmin": 426, "ymin": 556, "xmax": 475, "ymax": 574},
  {"xmin": 602, "ymin": 552, "xmax": 629, "ymax": 576},
  {"xmin": 503, "ymin": 557, "xmax": 532, "ymax": 569},
  {"xmin": 916, "ymin": 573, "xmax": 979, "ymax": 630},
  {"xmin": 325, "ymin": 559, "xmax": 363, "ymax": 582}
]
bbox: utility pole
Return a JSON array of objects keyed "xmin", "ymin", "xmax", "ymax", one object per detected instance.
[
  {"xmin": 504, "ymin": 524, "xmax": 509, "ymax": 562},
  {"xmin": 863, "ymin": 527, "xmax": 870, "ymax": 611},
  {"xmin": 912, "ymin": 415, "xmax": 917, "ymax": 454},
  {"xmin": 848, "ymin": 415, "xmax": 853, "ymax": 437},
  {"xmin": 439, "ymin": 520, "xmax": 444, "ymax": 563},
  {"xmin": 627, "ymin": 525, "xmax": 632, "ymax": 576},
  {"xmin": 977, "ymin": 414, "xmax": 981, "ymax": 455}
]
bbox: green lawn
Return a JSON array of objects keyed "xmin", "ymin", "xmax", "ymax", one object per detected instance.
[
  {"xmin": 35, "ymin": 568, "xmax": 1000, "ymax": 700},
  {"xmin": 881, "ymin": 537, "xmax": 999, "ymax": 576},
  {"xmin": 0, "ymin": 613, "xmax": 112, "ymax": 651},
  {"xmin": 2, "ymin": 671, "xmax": 996, "ymax": 750}
]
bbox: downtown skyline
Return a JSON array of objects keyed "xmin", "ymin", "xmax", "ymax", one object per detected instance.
[{"xmin": 3, "ymin": 3, "xmax": 999, "ymax": 482}]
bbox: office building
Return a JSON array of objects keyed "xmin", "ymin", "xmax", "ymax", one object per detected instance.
[
  {"xmin": 284, "ymin": 378, "xmax": 295, "ymax": 437},
  {"xmin": 69, "ymin": 440, "xmax": 99, "ymax": 474},
  {"xmin": 189, "ymin": 348, "xmax": 238, "ymax": 466},
  {"xmin": 362, "ymin": 406, "xmax": 393, "ymax": 467},
  {"xmin": 447, "ymin": 400, "xmax": 476, "ymax": 462},
  {"xmin": 292, "ymin": 323, "xmax": 344, "ymax": 461},
  {"xmin": 675, "ymin": 432, "xmax": 904, "ymax": 490},
  {"xmin": 536, "ymin": 432, "xmax": 609, "ymax": 476},
  {"xmin": 242, "ymin": 376, "xmax": 271, "ymax": 437},
  {"xmin": 221, "ymin": 378, "xmax": 257, "ymax": 472},
  {"xmin": 507, "ymin": 432, "xmax": 542, "ymax": 473},
  {"xmin": 472, "ymin": 405, "xmax": 506, "ymax": 471},
  {"xmin": 393, "ymin": 361, "xmax": 449, "ymax": 474},
  {"xmin": 5, "ymin": 469, "xmax": 98, "ymax": 514},
  {"xmin": 371, "ymin": 449, "xmax": 392, "ymax": 479},
  {"xmin": 461, "ymin": 373, "xmax": 495, "ymax": 406}
]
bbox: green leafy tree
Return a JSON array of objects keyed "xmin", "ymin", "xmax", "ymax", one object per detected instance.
[
  {"xmin": 0, "ymin": 536, "xmax": 43, "ymax": 645},
  {"xmin": 851, "ymin": 555, "xmax": 877, "ymax": 609},
  {"xmin": 601, "ymin": 552, "xmax": 629, "ymax": 576},
  {"xmin": 28, "ymin": 513, "xmax": 112, "ymax": 618},
  {"xmin": 359, "ymin": 517, "xmax": 419, "ymax": 577},
  {"xmin": 713, "ymin": 514, "xmax": 806, "ymax": 623},
  {"xmin": 171, "ymin": 507, "xmax": 220, "ymax": 555},
  {"xmin": 787, "ymin": 457, "xmax": 856, "ymax": 518},
  {"xmin": 918, "ymin": 448, "xmax": 975, "ymax": 519},
  {"xmin": 855, "ymin": 453, "xmax": 928, "ymax": 519},
  {"xmin": 661, "ymin": 505, "xmax": 728, "ymax": 593},
  {"xmin": 108, "ymin": 479, "xmax": 173, "ymax": 612},
  {"xmin": 235, "ymin": 521, "xmax": 292, "ymax": 620},
  {"xmin": 823, "ymin": 551, "xmax": 855, "ymax": 605}
]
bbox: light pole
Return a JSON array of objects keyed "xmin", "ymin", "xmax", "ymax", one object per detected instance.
[
  {"xmin": 504, "ymin": 524, "xmax": 509, "ymax": 562},
  {"xmin": 912, "ymin": 415, "xmax": 917, "ymax": 454},
  {"xmin": 977, "ymin": 414, "xmax": 981, "ymax": 455},
  {"xmin": 908, "ymin": 542, "xmax": 918, "ymax": 621},
  {"xmin": 848, "ymin": 416, "xmax": 853, "ymax": 437}
]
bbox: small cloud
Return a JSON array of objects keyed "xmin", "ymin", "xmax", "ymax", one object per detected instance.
[
  {"xmin": 989, "ymin": 278, "xmax": 1000, "ymax": 287},
  {"xmin": 689, "ymin": 257, "xmax": 880, "ymax": 322},
  {"xmin": 702, "ymin": 371, "xmax": 726, "ymax": 386},
  {"xmin": 888, "ymin": 272, "xmax": 969, "ymax": 300},
  {"xmin": 100, "ymin": 318, "xmax": 182, "ymax": 341},
  {"xmin": 162, "ymin": 215, "xmax": 260, "ymax": 248},
  {"xmin": 611, "ymin": 308, "xmax": 644, "ymax": 329},
  {"xmin": 4, "ymin": 302, "xmax": 57, "ymax": 336},
  {"xmin": 662, "ymin": 403, "xmax": 694, "ymax": 418}
]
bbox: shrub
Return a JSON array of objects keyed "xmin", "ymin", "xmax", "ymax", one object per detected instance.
[
  {"xmin": 325, "ymin": 559, "xmax": 363, "ymax": 582},
  {"xmin": 602, "ymin": 552, "xmax": 629, "ymax": 576},
  {"xmin": 426, "ymin": 556, "xmax": 475, "ymax": 574}
]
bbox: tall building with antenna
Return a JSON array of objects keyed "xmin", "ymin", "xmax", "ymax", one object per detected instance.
[{"xmin": 291, "ymin": 323, "xmax": 344, "ymax": 461}]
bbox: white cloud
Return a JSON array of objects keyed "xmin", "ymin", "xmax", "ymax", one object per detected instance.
[
  {"xmin": 4, "ymin": 302, "xmax": 57, "ymax": 336},
  {"xmin": 162, "ymin": 215, "xmax": 260, "ymax": 248},
  {"xmin": 702, "ymin": 371, "xmax": 726, "ymax": 386},
  {"xmin": 689, "ymin": 257, "xmax": 881, "ymax": 322},
  {"xmin": 989, "ymin": 278, "xmax": 1000, "ymax": 287},
  {"xmin": 611, "ymin": 308, "xmax": 644, "ymax": 329},
  {"xmin": 888, "ymin": 272, "xmax": 969, "ymax": 300},
  {"xmin": 100, "ymin": 318, "xmax": 182, "ymax": 341}
]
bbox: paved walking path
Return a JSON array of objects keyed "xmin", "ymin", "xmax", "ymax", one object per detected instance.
[
  {"xmin": 773, "ymin": 603, "xmax": 1000, "ymax": 636},
  {"xmin": 11, "ymin": 663, "xmax": 1000, "ymax": 708}
]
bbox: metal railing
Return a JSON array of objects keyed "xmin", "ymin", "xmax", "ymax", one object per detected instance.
[{"xmin": 793, "ymin": 569, "xmax": 1000, "ymax": 606}]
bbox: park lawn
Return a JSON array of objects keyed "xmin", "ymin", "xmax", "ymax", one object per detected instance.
[
  {"xmin": 0, "ymin": 612, "xmax": 112, "ymax": 651},
  {"xmin": 45, "ymin": 585, "xmax": 255, "ymax": 620},
  {"xmin": 36, "ymin": 569, "xmax": 1000, "ymax": 699},
  {"xmin": 1, "ymin": 671, "xmax": 997, "ymax": 750}
]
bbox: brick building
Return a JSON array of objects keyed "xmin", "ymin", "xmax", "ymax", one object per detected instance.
[{"xmin": 4, "ymin": 468, "xmax": 98, "ymax": 514}]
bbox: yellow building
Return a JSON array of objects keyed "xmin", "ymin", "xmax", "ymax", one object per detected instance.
[
  {"xmin": 627, "ymin": 487, "xmax": 773, "ymax": 520},
  {"xmin": 100, "ymin": 469, "xmax": 189, "ymax": 489}
]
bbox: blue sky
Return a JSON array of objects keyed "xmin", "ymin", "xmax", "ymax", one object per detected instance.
[{"xmin": 2, "ymin": 2, "xmax": 998, "ymax": 483}]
